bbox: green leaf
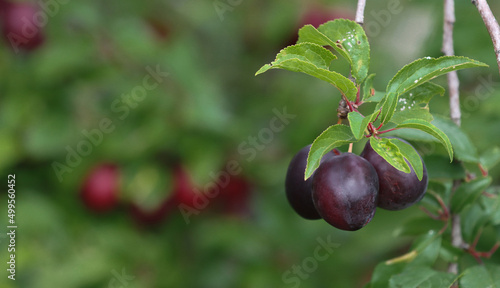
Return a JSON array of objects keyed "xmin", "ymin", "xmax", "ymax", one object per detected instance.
[
  {"xmin": 387, "ymin": 56, "xmax": 487, "ymax": 97},
  {"xmin": 362, "ymin": 74, "xmax": 376, "ymax": 101},
  {"xmin": 411, "ymin": 231, "xmax": 442, "ymax": 267},
  {"xmin": 439, "ymin": 241, "xmax": 465, "ymax": 263},
  {"xmin": 389, "ymin": 267, "xmax": 455, "ymax": 288},
  {"xmin": 348, "ymin": 111, "xmax": 377, "ymax": 140},
  {"xmin": 390, "ymin": 82, "xmax": 445, "ymax": 125},
  {"xmin": 256, "ymin": 43, "xmax": 336, "ymax": 74},
  {"xmin": 426, "ymin": 180, "xmax": 451, "ymax": 203},
  {"xmin": 298, "ymin": 19, "xmax": 370, "ymax": 83},
  {"xmin": 460, "ymin": 204, "xmax": 491, "ymax": 243},
  {"xmin": 391, "ymin": 268, "xmax": 433, "ymax": 288},
  {"xmin": 390, "ymin": 138, "xmax": 424, "ymax": 181},
  {"xmin": 379, "ymin": 56, "xmax": 487, "ymax": 123},
  {"xmin": 305, "ymin": 125, "xmax": 355, "ymax": 179},
  {"xmin": 432, "ymin": 115, "xmax": 479, "ymax": 163},
  {"xmin": 459, "ymin": 265, "xmax": 500, "ymax": 288},
  {"xmin": 480, "ymin": 146, "xmax": 500, "ymax": 170},
  {"xmin": 450, "ymin": 176, "xmax": 492, "ymax": 213},
  {"xmin": 364, "ymin": 91, "xmax": 386, "ymax": 103},
  {"xmin": 387, "ymin": 115, "xmax": 477, "ymax": 162},
  {"xmin": 255, "ymin": 43, "xmax": 357, "ymax": 100},
  {"xmin": 423, "ymin": 155, "xmax": 466, "ymax": 180},
  {"xmin": 370, "ymin": 137, "xmax": 410, "ymax": 173},
  {"xmin": 379, "ymin": 92, "xmax": 399, "ymax": 124},
  {"xmin": 480, "ymin": 191, "xmax": 500, "ymax": 225},
  {"xmin": 385, "ymin": 128, "xmax": 438, "ymax": 143},
  {"xmin": 424, "ymin": 272, "xmax": 458, "ymax": 288},
  {"xmin": 370, "ymin": 262, "xmax": 406, "ymax": 288},
  {"xmin": 394, "ymin": 119, "xmax": 453, "ymax": 161},
  {"xmin": 393, "ymin": 217, "xmax": 444, "ymax": 237}
]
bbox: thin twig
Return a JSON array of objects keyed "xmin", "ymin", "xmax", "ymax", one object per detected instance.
[
  {"xmin": 355, "ymin": 0, "xmax": 367, "ymax": 25},
  {"xmin": 443, "ymin": 0, "xmax": 461, "ymax": 126},
  {"xmin": 465, "ymin": 229, "xmax": 500, "ymax": 263},
  {"xmin": 419, "ymin": 206, "xmax": 441, "ymax": 220},
  {"xmin": 472, "ymin": 0, "xmax": 500, "ymax": 75},
  {"xmin": 447, "ymin": 74, "xmax": 461, "ymax": 125},
  {"xmin": 448, "ymin": 183, "xmax": 463, "ymax": 278},
  {"xmin": 443, "ymin": 0, "xmax": 465, "ymax": 279}
]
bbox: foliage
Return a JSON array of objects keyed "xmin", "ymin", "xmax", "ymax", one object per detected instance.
[
  {"xmin": 257, "ymin": 19, "xmax": 500, "ymax": 287},
  {"xmin": 1, "ymin": 1, "xmax": 500, "ymax": 288}
]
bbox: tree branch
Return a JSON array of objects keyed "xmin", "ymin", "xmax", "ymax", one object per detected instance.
[
  {"xmin": 448, "ymin": 203, "xmax": 462, "ymax": 275},
  {"xmin": 355, "ymin": 0, "xmax": 367, "ymax": 25},
  {"xmin": 443, "ymin": 0, "xmax": 461, "ymax": 126},
  {"xmin": 473, "ymin": 0, "xmax": 500, "ymax": 75},
  {"xmin": 442, "ymin": 0, "xmax": 465, "ymax": 279}
]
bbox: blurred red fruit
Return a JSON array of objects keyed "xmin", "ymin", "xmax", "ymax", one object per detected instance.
[
  {"xmin": 146, "ymin": 17, "xmax": 170, "ymax": 41},
  {"xmin": 81, "ymin": 164, "xmax": 120, "ymax": 213},
  {"xmin": 300, "ymin": 6, "xmax": 354, "ymax": 28},
  {"xmin": 129, "ymin": 196, "xmax": 178, "ymax": 226},
  {"xmin": 288, "ymin": 6, "xmax": 354, "ymax": 45},
  {"xmin": 1, "ymin": 2, "xmax": 45, "ymax": 52},
  {"xmin": 171, "ymin": 164, "xmax": 197, "ymax": 208},
  {"xmin": 128, "ymin": 163, "xmax": 193, "ymax": 226},
  {"xmin": 216, "ymin": 175, "xmax": 252, "ymax": 217}
]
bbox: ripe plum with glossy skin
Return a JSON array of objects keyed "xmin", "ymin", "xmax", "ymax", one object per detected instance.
[
  {"xmin": 312, "ymin": 153, "xmax": 378, "ymax": 231},
  {"xmin": 285, "ymin": 145, "xmax": 338, "ymax": 220},
  {"xmin": 360, "ymin": 138, "xmax": 428, "ymax": 211}
]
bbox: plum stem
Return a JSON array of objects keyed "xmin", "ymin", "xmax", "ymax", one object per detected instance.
[
  {"xmin": 373, "ymin": 109, "xmax": 382, "ymax": 123},
  {"xmin": 478, "ymin": 163, "xmax": 489, "ymax": 176},
  {"xmin": 419, "ymin": 191, "xmax": 450, "ymax": 227},
  {"xmin": 377, "ymin": 128, "xmax": 398, "ymax": 134},
  {"xmin": 342, "ymin": 94, "xmax": 377, "ymax": 137},
  {"xmin": 367, "ymin": 123, "xmax": 377, "ymax": 136},
  {"xmin": 483, "ymin": 190, "xmax": 497, "ymax": 198},
  {"xmin": 343, "ymin": 95, "xmax": 356, "ymax": 112},
  {"xmin": 355, "ymin": 85, "xmax": 361, "ymax": 104},
  {"xmin": 419, "ymin": 206, "xmax": 441, "ymax": 220},
  {"xmin": 429, "ymin": 190, "xmax": 450, "ymax": 219},
  {"xmin": 465, "ymin": 228, "xmax": 500, "ymax": 263}
]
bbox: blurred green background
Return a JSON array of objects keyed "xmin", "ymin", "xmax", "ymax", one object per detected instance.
[{"xmin": 1, "ymin": 0, "xmax": 500, "ymax": 287}]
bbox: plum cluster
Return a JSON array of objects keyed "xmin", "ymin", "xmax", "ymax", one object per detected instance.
[{"xmin": 285, "ymin": 138, "xmax": 428, "ymax": 231}]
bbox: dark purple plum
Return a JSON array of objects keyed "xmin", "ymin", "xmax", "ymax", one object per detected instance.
[
  {"xmin": 361, "ymin": 138, "xmax": 428, "ymax": 211},
  {"xmin": 285, "ymin": 145, "xmax": 338, "ymax": 220},
  {"xmin": 312, "ymin": 153, "xmax": 378, "ymax": 231}
]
